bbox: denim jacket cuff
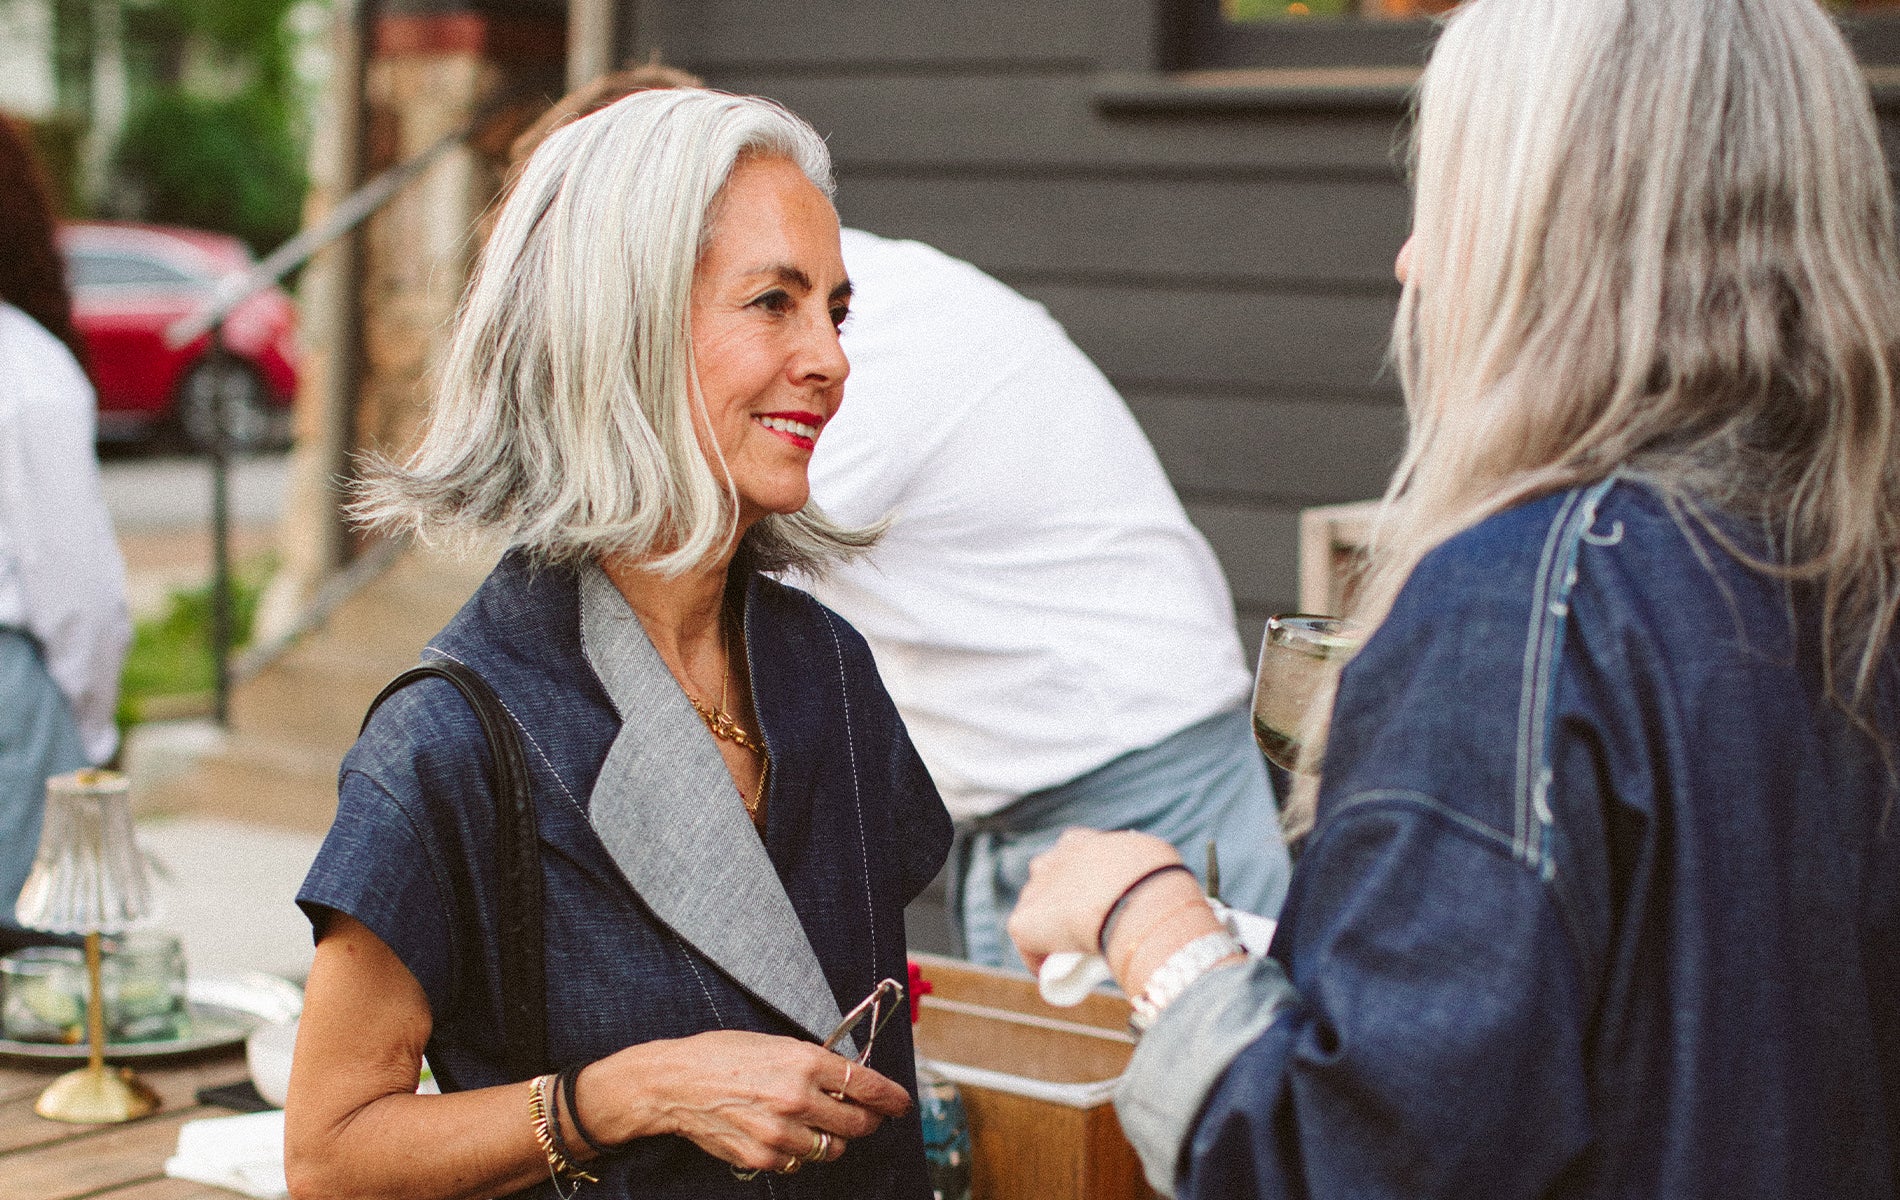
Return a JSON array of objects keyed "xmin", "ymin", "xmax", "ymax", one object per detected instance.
[{"xmin": 1114, "ymin": 955, "xmax": 1298, "ymax": 1197}]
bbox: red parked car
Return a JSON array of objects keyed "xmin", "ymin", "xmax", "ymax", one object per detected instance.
[{"xmin": 59, "ymin": 222, "xmax": 300, "ymax": 451}]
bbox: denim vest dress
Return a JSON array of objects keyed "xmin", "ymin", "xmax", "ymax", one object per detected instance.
[{"xmin": 300, "ymin": 551, "xmax": 954, "ymax": 1199}]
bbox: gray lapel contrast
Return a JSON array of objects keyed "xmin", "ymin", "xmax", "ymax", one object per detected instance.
[{"xmin": 578, "ymin": 565, "xmax": 849, "ymax": 1048}]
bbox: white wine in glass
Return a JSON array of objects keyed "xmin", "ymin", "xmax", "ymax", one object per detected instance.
[{"xmin": 1251, "ymin": 614, "xmax": 1362, "ymax": 773}]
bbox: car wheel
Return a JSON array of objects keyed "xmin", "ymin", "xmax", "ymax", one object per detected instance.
[{"xmin": 174, "ymin": 359, "xmax": 282, "ymax": 453}]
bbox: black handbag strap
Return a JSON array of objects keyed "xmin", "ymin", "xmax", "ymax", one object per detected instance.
[{"xmin": 362, "ymin": 659, "xmax": 547, "ymax": 1078}]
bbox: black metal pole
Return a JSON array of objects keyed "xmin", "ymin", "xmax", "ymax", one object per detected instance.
[{"xmin": 208, "ymin": 322, "xmax": 233, "ymax": 727}]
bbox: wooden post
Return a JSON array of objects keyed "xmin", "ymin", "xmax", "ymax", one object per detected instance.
[
  {"xmin": 568, "ymin": 0, "xmax": 617, "ymax": 90},
  {"xmin": 250, "ymin": 0, "xmax": 370, "ymax": 646},
  {"xmin": 319, "ymin": 0, "xmax": 370, "ymax": 575}
]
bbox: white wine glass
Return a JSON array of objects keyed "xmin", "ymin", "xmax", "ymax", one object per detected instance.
[{"xmin": 1251, "ymin": 614, "xmax": 1362, "ymax": 773}]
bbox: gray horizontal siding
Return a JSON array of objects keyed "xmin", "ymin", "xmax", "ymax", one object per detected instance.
[
  {"xmin": 668, "ymin": 1, "xmax": 1414, "ymax": 639},
  {"xmin": 1186, "ymin": 502, "xmax": 1302, "ymax": 619},
  {"xmin": 680, "ymin": 0, "xmax": 1097, "ymax": 68},
  {"xmin": 1018, "ymin": 281, "xmax": 1399, "ymax": 396},
  {"xmin": 709, "ymin": 71, "xmax": 1411, "ymax": 175},
  {"xmin": 1128, "ymin": 392, "xmax": 1405, "ymax": 507},
  {"xmin": 835, "ymin": 173, "xmax": 1410, "ymax": 288}
]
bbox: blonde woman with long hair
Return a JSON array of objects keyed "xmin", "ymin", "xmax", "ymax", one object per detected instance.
[{"xmin": 1010, "ymin": 1, "xmax": 1900, "ymax": 1196}]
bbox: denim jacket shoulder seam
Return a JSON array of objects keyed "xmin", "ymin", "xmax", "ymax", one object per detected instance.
[
  {"xmin": 1515, "ymin": 475, "xmax": 1621, "ymax": 880},
  {"xmin": 1327, "ymin": 787, "xmax": 1517, "ymax": 856},
  {"xmin": 1322, "ymin": 787, "xmax": 1594, "ymax": 976}
]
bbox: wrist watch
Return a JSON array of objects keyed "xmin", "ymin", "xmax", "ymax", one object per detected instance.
[{"xmin": 1128, "ymin": 929, "xmax": 1243, "ymax": 1034}]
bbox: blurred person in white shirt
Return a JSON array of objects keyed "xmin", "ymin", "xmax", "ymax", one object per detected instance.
[
  {"xmin": 805, "ymin": 229, "xmax": 1289, "ymax": 965},
  {"xmin": 0, "ymin": 117, "xmax": 131, "ymax": 943}
]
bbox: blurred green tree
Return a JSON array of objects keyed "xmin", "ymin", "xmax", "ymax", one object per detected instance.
[{"xmin": 111, "ymin": 0, "xmax": 315, "ymax": 254}]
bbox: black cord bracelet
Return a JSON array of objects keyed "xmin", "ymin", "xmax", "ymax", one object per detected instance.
[
  {"xmin": 561, "ymin": 1064, "xmax": 612, "ymax": 1157},
  {"xmin": 1095, "ymin": 863, "xmax": 1195, "ymax": 954}
]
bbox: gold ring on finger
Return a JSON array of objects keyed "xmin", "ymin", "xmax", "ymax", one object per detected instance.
[
  {"xmin": 777, "ymin": 1154, "xmax": 802, "ymax": 1175},
  {"xmin": 803, "ymin": 1129, "xmax": 828, "ymax": 1163},
  {"xmin": 825, "ymin": 1060, "xmax": 854, "ymax": 1101}
]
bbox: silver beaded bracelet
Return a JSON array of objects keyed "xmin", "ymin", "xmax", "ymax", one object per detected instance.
[{"xmin": 1128, "ymin": 929, "xmax": 1244, "ymax": 1034}]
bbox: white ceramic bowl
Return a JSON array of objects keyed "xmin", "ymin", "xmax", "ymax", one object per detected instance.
[{"xmin": 246, "ymin": 1017, "xmax": 299, "ymax": 1108}]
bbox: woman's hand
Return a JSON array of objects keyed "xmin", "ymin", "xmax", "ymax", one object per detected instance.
[
  {"xmin": 1006, "ymin": 828, "xmax": 1186, "ymax": 973},
  {"xmin": 1010, "ymin": 828, "xmax": 1227, "ymax": 998},
  {"xmin": 580, "ymin": 1031, "xmax": 911, "ymax": 1175},
  {"xmin": 286, "ymin": 916, "xmax": 910, "ymax": 1200}
]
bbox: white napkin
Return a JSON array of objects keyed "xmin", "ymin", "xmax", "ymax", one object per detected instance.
[
  {"xmin": 1037, "ymin": 900, "xmax": 1277, "ymax": 1008},
  {"xmin": 165, "ymin": 1109, "xmax": 287, "ymax": 1199}
]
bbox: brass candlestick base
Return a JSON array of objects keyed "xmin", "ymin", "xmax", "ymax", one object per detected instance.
[
  {"xmin": 35, "ymin": 1063, "xmax": 161, "ymax": 1124},
  {"xmin": 34, "ymin": 931, "xmax": 160, "ymax": 1123}
]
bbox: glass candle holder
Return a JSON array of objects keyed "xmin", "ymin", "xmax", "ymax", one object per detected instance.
[
  {"xmin": 0, "ymin": 934, "xmax": 189, "ymax": 1044},
  {"xmin": 1, "ymin": 946, "xmax": 87, "ymax": 1044},
  {"xmin": 103, "ymin": 933, "xmax": 190, "ymax": 1042}
]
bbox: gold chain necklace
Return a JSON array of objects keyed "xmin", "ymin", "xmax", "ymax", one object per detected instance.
[{"xmin": 687, "ymin": 615, "xmax": 769, "ymax": 819}]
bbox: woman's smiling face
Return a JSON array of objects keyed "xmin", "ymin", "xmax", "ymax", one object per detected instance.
[{"xmin": 689, "ymin": 153, "xmax": 852, "ymax": 530}]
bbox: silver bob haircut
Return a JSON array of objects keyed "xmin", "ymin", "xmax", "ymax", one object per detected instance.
[{"xmin": 353, "ymin": 88, "xmax": 877, "ymax": 576}]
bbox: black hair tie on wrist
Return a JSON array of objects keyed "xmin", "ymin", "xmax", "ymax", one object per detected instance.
[
  {"xmin": 546, "ymin": 1072, "xmax": 577, "ymax": 1164},
  {"xmin": 1095, "ymin": 863, "xmax": 1195, "ymax": 954},
  {"xmin": 561, "ymin": 1064, "xmax": 612, "ymax": 1157}
]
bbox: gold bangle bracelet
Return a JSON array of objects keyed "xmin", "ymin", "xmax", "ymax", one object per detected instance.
[{"xmin": 530, "ymin": 1074, "xmax": 600, "ymax": 1188}]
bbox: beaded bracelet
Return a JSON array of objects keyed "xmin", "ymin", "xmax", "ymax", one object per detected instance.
[
  {"xmin": 529, "ymin": 1074, "xmax": 599, "ymax": 1194},
  {"xmin": 1128, "ymin": 929, "xmax": 1244, "ymax": 1034}
]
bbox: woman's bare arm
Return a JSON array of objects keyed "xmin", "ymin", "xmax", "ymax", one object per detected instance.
[
  {"xmin": 284, "ymin": 914, "xmax": 551, "ymax": 1200},
  {"xmin": 285, "ymin": 913, "xmax": 914, "ymax": 1200}
]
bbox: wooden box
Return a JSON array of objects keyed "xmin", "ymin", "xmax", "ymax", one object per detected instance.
[
  {"xmin": 1298, "ymin": 499, "xmax": 1380, "ymax": 614},
  {"xmin": 909, "ymin": 953, "xmax": 1159, "ymax": 1200}
]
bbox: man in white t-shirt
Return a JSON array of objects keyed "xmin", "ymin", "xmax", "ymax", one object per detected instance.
[{"xmin": 799, "ymin": 230, "xmax": 1290, "ymax": 966}]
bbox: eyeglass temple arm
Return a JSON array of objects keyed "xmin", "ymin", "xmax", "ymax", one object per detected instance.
[{"xmin": 822, "ymin": 978, "xmax": 904, "ymax": 1053}]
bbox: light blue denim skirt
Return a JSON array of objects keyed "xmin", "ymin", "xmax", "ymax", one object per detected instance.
[{"xmin": 0, "ymin": 627, "xmax": 89, "ymax": 923}]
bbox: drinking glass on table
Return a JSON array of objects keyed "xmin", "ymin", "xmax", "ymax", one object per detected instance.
[{"xmin": 1251, "ymin": 614, "xmax": 1363, "ymax": 774}]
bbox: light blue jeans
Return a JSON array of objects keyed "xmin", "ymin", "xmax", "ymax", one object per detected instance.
[
  {"xmin": 949, "ymin": 706, "xmax": 1291, "ymax": 970},
  {"xmin": 0, "ymin": 628, "xmax": 89, "ymax": 925}
]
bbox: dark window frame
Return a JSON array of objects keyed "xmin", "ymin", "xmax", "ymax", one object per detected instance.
[
  {"xmin": 1166, "ymin": 0, "xmax": 1439, "ymax": 72},
  {"xmin": 1163, "ymin": 0, "xmax": 1900, "ymax": 73},
  {"xmin": 1090, "ymin": 0, "xmax": 1900, "ymax": 115}
]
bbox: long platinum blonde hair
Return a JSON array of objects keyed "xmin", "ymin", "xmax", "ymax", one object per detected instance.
[
  {"xmin": 353, "ymin": 88, "xmax": 876, "ymax": 575},
  {"xmin": 1294, "ymin": 0, "xmax": 1900, "ymax": 832}
]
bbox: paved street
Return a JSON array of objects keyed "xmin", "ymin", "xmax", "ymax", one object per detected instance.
[
  {"xmin": 99, "ymin": 449, "xmax": 288, "ymax": 533},
  {"xmin": 100, "ymin": 450, "xmax": 287, "ymax": 617}
]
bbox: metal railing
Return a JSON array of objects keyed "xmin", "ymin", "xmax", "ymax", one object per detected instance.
[{"xmin": 161, "ymin": 103, "xmax": 511, "ymax": 724}]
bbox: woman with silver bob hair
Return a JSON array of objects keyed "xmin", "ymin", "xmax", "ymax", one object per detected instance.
[
  {"xmin": 1011, "ymin": 0, "xmax": 1900, "ymax": 1196},
  {"xmin": 286, "ymin": 89, "xmax": 952, "ymax": 1199}
]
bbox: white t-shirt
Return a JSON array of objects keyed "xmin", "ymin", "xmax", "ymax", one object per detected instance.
[
  {"xmin": 0, "ymin": 302, "xmax": 130, "ymax": 764},
  {"xmin": 799, "ymin": 230, "xmax": 1252, "ymax": 821}
]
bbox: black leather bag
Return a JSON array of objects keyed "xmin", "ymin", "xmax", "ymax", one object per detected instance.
[{"xmin": 362, "ymin": 659, "xmax": 546, "ymax": 1078}]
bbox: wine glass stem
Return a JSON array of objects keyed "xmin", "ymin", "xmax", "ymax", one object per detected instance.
[{"xmin": 85, "ymin": 931, "xmax": 105, "ymax": 1078}]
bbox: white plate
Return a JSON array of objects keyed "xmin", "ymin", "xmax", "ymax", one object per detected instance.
[{"xmin": 0, "ymin": 972, "xmax": 303, "ymax": 1062}]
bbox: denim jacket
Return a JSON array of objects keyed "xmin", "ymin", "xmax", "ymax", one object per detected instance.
[
  {"xmin": 300, "ymin": 552, "xmax": 953, "ymax": 1199},
  {"xmin": 1117, "ymin": 478, "xmax": 1900, "ymax": 1199}
]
